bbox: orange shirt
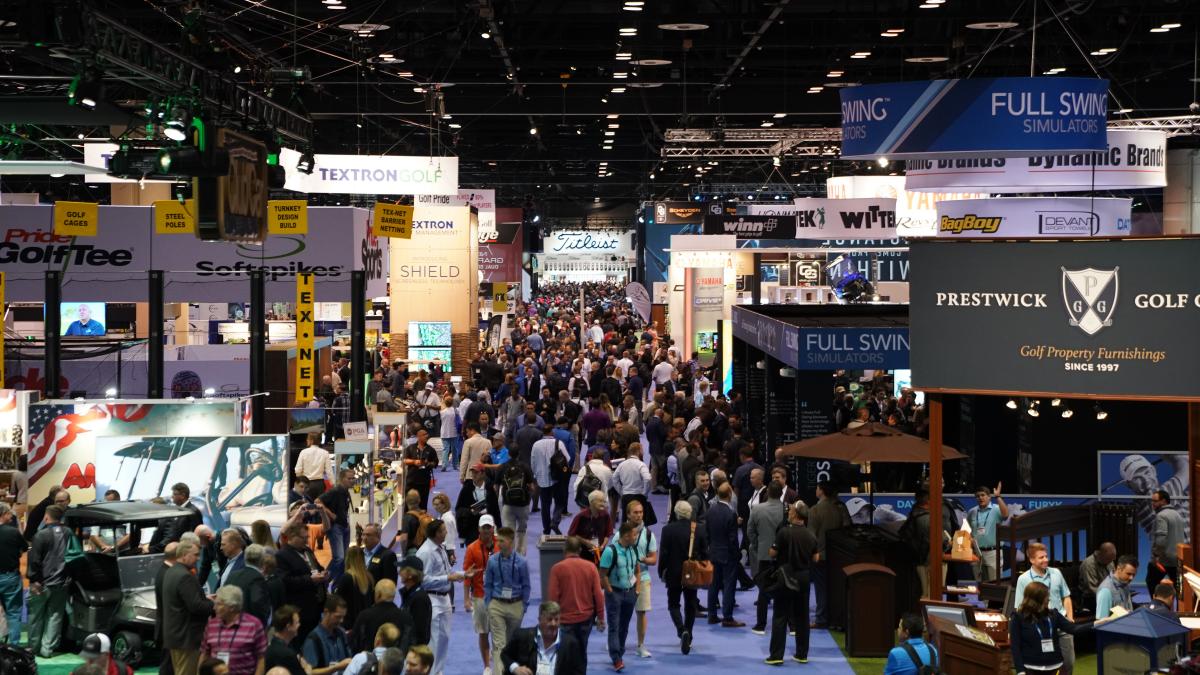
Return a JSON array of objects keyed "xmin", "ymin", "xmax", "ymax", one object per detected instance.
[{"xmin": 463, "ymin": 538, "xmax": 498, "ymax": 598}]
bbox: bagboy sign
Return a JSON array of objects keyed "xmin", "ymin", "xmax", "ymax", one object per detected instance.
[
  {"xmin": 840, "ymin": 77, "xmax": 1109, "ymax": 159},
  {"xmin": 279, "ymin": 148, "xmax": 458, "ymax": 195},
  {"xmin": 936, "ymin": 197, "xmax": 1131, "ymax": 238},
  {"xmin": 909, "ymin": 239, "xmax": 1200, "ymax": 399}
]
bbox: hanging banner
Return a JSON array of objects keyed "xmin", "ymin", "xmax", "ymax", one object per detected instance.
[
  {"xmin": 373, "ymin": 203, "xmax": 414, "ymax": 239},
  {"xmin": 625, "ymin": 281, "xmax": 652, "ymax": 323},
  {"xmin": 840, "ymin": 77, "xmax": 1109, "ymax": 159},
  {"xmin": 827, "ymin": 175, "xmax": 987, "ymax": 238},
  {"xmin": 154, "ymin": 200, "xmax": 196, "ymax": 235},
  {"xmin": 797, "ymin": 328, "xmax": 910, "ymax": 370},
  {"xmin": 653, "ymin": 201, "xmax": 705, "ymax": 225},
  {"xmin": 416, "ymin": 189, "xmax": 496, "ymax": 238},
  {"xmin": 936, "ymin": 197, "xmax": 1132, "ymax": 238},
  {"xmin": 295, "ymin": 273, "xmax": 315, "ymax": 403},
  {"xmin": 746, "ymin": 198, "xmax": 898, "ymax": 239},
  {"xmin": 543, "ymin": 230, "xmax": 633, "ymax": 255},
  {"xmin": 267, "ymin": 200, "xmax": 309, "ymax": 235},
  {"xmin": 279, "ymin": 148, "xmax": 458, "ymax": 195},
  {"xmin": 909, "ymin": 238, "xmax": 1200, "ymax": 399},
  {"xmin": 906, "ymin": 129, "xmax": 1166, "ymax": 193},
  {"xmin": 702, "ymin": 214, "xmax": 797, "ymax": 239},
  {"xmin": 479, "ymin": 220, "xmax": 523, "ymax": 283},
  {"xmin": 53, "ymin": 201, "xmax": 98, "ymax": 237},
  {"xmin": 491, "ymin": 282, "xmax": 509, "ymax": 312},
  {"xmin": 731, "ymin": 306, "xmax": 800, "ymax": 366}
]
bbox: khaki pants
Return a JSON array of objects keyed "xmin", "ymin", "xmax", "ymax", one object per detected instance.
[
  {"xmin": 488, "ymin": 599, "xmax": 525, "ymax": 674},
  {"xmin": 915, "ymin": 564, "xmax": 948, "ymax": 599},
  {"xmin": 171, "ymin": 649, "xmax": 200, "ymax": 675},
  {"xmin": 972, "ymin": 549, "xmax": 1001, "ymax": 582}
]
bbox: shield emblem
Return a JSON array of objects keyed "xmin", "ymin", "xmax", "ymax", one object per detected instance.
[{"xmin": 1062, "ymin": 267, "xmax": 1118, "ymax": 335}]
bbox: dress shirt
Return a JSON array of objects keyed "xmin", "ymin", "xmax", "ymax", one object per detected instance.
[
  {"xmin": 531, "ymin": 437, "xmax": 568, "ymax": 489},
  {"xmin": 484, "ymin": 551, "xmax": 531, "ymax": 607},
  {"xmin": 966, "ymin": 503, "xmax": 1002, "ymax": 549},
  {"xmin": 611, "ymin": 457, "xmax": 651, "ymax": 496},
  {"xmin": 416, "ymin": 539, "xmax": 453, "ymax": 595},
  {"xmin": 514, "ymin": 628, "xmax": 559, "ymax": 675},
  {"xmin": 295, "ymin": 445, "xmax": 331, "ymax": 481},
  {"xmin": 219, "ymin": 552, "xmax": 244, "ymax": 587}
]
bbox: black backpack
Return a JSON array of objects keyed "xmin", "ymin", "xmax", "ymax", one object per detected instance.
[
  {"xmin": 549, "ymin": 440, "xmax": 570, "ymax": 478},
  {"xmin": 503, "ymin": 464, "xmax": 531, "ymax": 507},
  {"xmin": 0, "ymin": 645, "xmax": 36, "ymax": 675},
  {"xmin": 575, "ymin": 464, "xmax": 604, "ymax": 507},
  {"xmin": 900, "ymin": 640, "xmax": 942, "ymax": 675}
]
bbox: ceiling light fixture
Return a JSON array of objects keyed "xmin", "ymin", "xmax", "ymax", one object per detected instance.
[
  {"xmin": 1115, "ymin": 107, "xmax": 1133, "ymax": 114},
  {"xmin": 1150, "ymin": 27, "xmax": 1170, "ymax": 33},
  {"xmin": 613, "ymin": 72, "xmax": 628, "ymax": 79},
  {"xmin": 481, "ymin": 31, "xmax": 491, "ymax": 39},
  {"xmin": 619, "ymin": 28, "xmax": 638, "ymax": 36},
  {"xmin": 877, "ymin": 157, "xmax": 889, "ymax": 167},
  {"xmin": 827, "ymin": 71, "xmax": 844, "ymax": 77},
  {"xmin": 918, "ymin": 3, "xmax": 938, "ymax": 8},
  {"xmin": 604, "ymin": 131, "xmax": 616, "ymax": 136},
  {"xmin": 529, "ymin": 126, "xmax": 538, "ymax": 135},
  {"xmin": 905, "ymin": 56, "xmax": 949, "ymax": 63},
  {"xmin": 1006, "ymin": 398, "xmax": 1018, "ymax": 410},
  {"xmin": 851, "ymin": 51, "xmax": 871, "ymax": 59},
  {"xmin": 448, "ymin": 123, "xmax": 461, "ymax": 129},
  {"xmin": 1061, "ymin": 406, "xmax": 1074, "ymax": 419},
  {"xmin": 607, "ymin": 123, "xmax": 620, "ymax": 128},
  {"xmin": 623, "ymin": 3, "xmax": 643, "ymax": 11},
  {"xmin": 1162, "ymin": 23, "xmax": 1182, "ymax": 29},
  {"xmin": 1095, "ymin": 404, "xmax": 1108, "ymax": 420},
  {"xmin": 966, "ymin": 21, "xmax": 1018, "ymax": 29},
  {"xmin": 658, "ymin": 23, "xmax": 709, "ymax": 31},
  {"xmin": 607, "ymin": 114, "xmax": 619, "ymax": 119},
  {"xmin": 631, "ymin": 58, "xmax": 672, "ymax": 66},
  {"xmin": 616, "ymin": 53, "xmax": 632, "ymax": 61},
  {"xmin": 760, "ymin": 121, "xmax": 774, "ymax": 127},
  {"xmin": 339, "ymin": 23, "xmax": 389, "ymax": 33},
  {"xmin": 611, "ymin": 87, "xmax": 626, "ymax": 93},
  {"xmin": 773, "ymin": 113, "xmax": 787, "ymax": 118}
]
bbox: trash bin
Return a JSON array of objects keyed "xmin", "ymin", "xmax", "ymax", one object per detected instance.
[
  {"xmin": 844, "ymin": 563, "xmax": 896, "ymax": 657},
  {"xmin": 536, "ymin": 535, "xmax": 567, "ymax": 600}
]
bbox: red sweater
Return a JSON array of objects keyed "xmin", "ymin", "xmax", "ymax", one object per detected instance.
[{"xmin": 547, "ymin": 556, "xmax": 605, "ymax": 624}]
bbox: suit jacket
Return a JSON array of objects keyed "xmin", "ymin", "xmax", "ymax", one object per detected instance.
[
  {"xmin": 225, "ymin": 566, "xmax": 271, "ymax": 627},
  {"xmin": 705, "ymin": 500, "xmax": 740, "ymax": 565},
  {"xmin": 501, "ymin": 627, "xmax": 586, "ymax": 675},
  {"xmin": 658, "ymin": 519, "xmax": 708, "ymax": 588},
  {"xmin": 398, "ymin": 586, "xmax": 432, "ymax": 646},
  {"xmin": 153, "ymin": 561, "xmax": 171, "ymax": 642},
  {"xmin": 599, "ymin": 378, "xmax": 623, "ymax": 408},
  {"xmin": 160, "ymin": 502, "xmax": 204, "ymax": 551},
  {"xmin": 161, "ymin": 564, "xmax": 214, "ymax": 650},
  {"xmin": 349, "ymin": 601, "xmax": 414, "ymax": 655},
  {"xmin": 454, "ymin": 479, "xmax": 501, "ymax": 546},
  {"xmin": 275, "ymin": 545, "xmax": 325, "ymax": 626},
  {"xmin": 747, "ymin": 499, "xmax": 788, "ymax": 566},
  {"xmin": 365, "ymin": 545, "xmax": 399, "ymax": 587}
]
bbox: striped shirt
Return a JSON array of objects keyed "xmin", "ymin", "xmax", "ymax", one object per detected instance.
[{"xmin": 202, "ymin": 613, "xmax": 267, "ymax": 675}]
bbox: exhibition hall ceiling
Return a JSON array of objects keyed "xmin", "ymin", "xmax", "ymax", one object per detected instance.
[{"xmin": 0, "ymin": 0, "xmax": 1196, "ymax": 203}]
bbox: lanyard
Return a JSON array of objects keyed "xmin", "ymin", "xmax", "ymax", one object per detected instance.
[
  {"xmin": 972, "ymin": 506, "xmax": 992, "ymax": 531},
  {"xmin": 219, "ymin": 621, "xmax": 242, "ymax": 653},
  {"xmin": 1034, "ymin": 618, "xmax": 1052, "ymax": 640},
  {"xmin": 498, "ymin": 554, "xmax": 518, "ymax": 589}
]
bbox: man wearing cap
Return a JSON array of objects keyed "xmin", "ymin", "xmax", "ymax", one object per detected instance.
[
  {"xmin": 966, "ymin": 483, "xmax": 1009, "ymax": 582},
  {"xmin": 460, "ymin": 423, "xmax": 493, "ymax": 486},
  {"xmin": 489, "ymin": 434, "xmax": 511, "ymax": 467},
  {"xmin": 463, "ymin": 515, "xmax": 500, "ymax": 675},
  {"xmin": 79, "ymin": 633, "xmax": 134, "ymax": 675},
  {"xmin": 845, "ymin": 497, "xmax": 874, "ymax": 526}
]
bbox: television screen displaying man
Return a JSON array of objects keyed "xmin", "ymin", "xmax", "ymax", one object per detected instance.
[{"xmin": 63, "ymin": 304, "xmax": 105, "ymax": 336}]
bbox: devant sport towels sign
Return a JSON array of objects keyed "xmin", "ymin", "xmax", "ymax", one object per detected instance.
[
  {"xmin": 840, "ymin": 77, "xmax": 1109, "ymax": 159},
  {"xmin": 909, "ymin": 239, "xmax": 1200, "ymax": 400}
]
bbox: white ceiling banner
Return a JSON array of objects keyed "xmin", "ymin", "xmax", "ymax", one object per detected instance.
[
  {"xmin": 826, "ymin": 175, "xmax": 988, "ymax": 238},
  {"xmin": 279, "ymin": 148, "xmax": 458, "ymax": 195},
  {"xmin": 416, "ymin": 189, "xmax": 496, "ymax": 238},
  {"xmin": 746, "ymin": 198, "xmax": 899, "ymax": 239},
  {"xmin": 906, "ymin": 129, "xmax": 1166, "ymax": 193},
  {"xmin": 936, "ymin": 197, "xmax": 1132, "ymax": 238}
]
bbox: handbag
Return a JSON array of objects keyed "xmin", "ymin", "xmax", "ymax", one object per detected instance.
[{"xmin": 681, "ymin": 522, "xmax": 713, "ymax": 589}]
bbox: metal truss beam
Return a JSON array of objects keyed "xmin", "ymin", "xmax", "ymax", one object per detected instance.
[
  {"xmin": 663, "ymin": 128, "xmax": 843, "ymax": 143},
  {"xmin": 661, "ymin": 145, "xmax": 833, "ymax": 159},
  {"xmin": 1106, "ymin": 116, "xmax": 1200, "ymax": 137}
]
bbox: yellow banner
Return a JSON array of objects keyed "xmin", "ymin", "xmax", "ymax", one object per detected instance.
[
  {"xmin": 268, "ymin": 200, "xmax": 309, "ymax": 235},
  {"xmin": 492, "ymin": 282, "xmax": 509, "ymax": 312},
  {"xmin": 154, "ymin": 200, "xmax": 196, "ymax": 234},
  {"xmin": 372, "ymin": 203, "xmax": 414, "ymax": 239},
  {"xmin": 53, "ymin": 201, "xmax": 98, "ymax": 237},
  {"xmin": 295, "ymin": 273, "xmax": 315, "ymax": 403},
  {"xmin": 0, "ymin": 272, "xmax": 4, "ymax": 388}
]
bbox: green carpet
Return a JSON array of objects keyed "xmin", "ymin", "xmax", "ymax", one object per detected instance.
[{"xmin": 828, "ymin": 628, "xmax": 1099, "ymax": 675}]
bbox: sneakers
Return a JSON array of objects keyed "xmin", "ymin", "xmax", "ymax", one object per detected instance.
[
  {"xmin": 483, "ymin": 667, "xmax": 492, "ymax": 675},
  {"xmin": 751, "ymin": 625, "xmax": 766, "ymax": 635},
  {"xmin": 680, "ymin": 630, "xmax": 692, "ymax": 655},
  {"xmin": 613, "ymin": 660, "xmax": 625, "ymax": 672},
  {"xmin": 764, "ymin": 658, "xmax": 784, "ymax": 666},
  {"xmin": 637, "ymin": 645, "xmax": 652, "ymax": 658},
  {"xmin": 792, "ymin": 656, "xmax": 808, "ymax": 664}
]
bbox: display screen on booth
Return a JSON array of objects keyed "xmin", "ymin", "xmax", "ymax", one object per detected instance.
[
  {"xmin": 60, "ymin": 302, "xmax": 107, "ymax": 337},
  {"xmin": 408, "ymin": 321, "xmax": 452, "ymax": 347}
]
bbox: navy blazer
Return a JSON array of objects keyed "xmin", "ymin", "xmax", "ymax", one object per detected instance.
[{"xmin": 704, "ymin": 500, "xmax": 740, "ymax": 565}]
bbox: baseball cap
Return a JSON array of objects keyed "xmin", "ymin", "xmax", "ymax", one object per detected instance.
[
  {"xmin": 845, "ymin": 497, "xmax": 871, "ymax": 517},
  {"xmin": 425, "ymin": 382, "xmax": 435, "ymax": 390},
  {"xmin": 479, "ymin": 514, "xmax": 496, "ymax": 529},
  {"xmin": 1120, "ymin": 454, "xmax": 1153, "ymax": 481},
  {"xmin": 400, "ymin": 555, "xmax": 424, "ymax": 573},
  {"xmin": 80, "ymin": 633, "xmax": 111, "ymax": 659}
]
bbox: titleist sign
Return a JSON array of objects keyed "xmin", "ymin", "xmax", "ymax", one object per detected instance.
[{"xmin": 545, "ymin": 231, "xmax": 631, "ymax": 254}]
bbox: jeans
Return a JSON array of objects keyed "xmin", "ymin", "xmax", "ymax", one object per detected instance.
[
  {"xmin": 562, "ymin": 620, "xmax": 594, "ymax": 672},
  {"xmin": 769, "ymin": 570, "xmax": 811, "ymax": 660},
  {"xmin": 604, "ymin": 587, "xmax": 637, "ymax": 664},
  {"xmin": 553, "ymin": 479, "xmax": 570, "ymax": 519},
  {"xmin": 666, "ymin": 585, "xmax": 697, "ymax": 636},
  {"xmin": 539, "ymin": 486, "xmax": 558, "ymax": 535},
  {"xmin": 27, "ymin": 584, "xmax": 68, "ymax": 657},
  {"xmin": 0, "ymin": 572, "xmax": 22, "ymax": 644},
  {"xmin": 812, "ymin": 561, "xmax": 827, "ymax": 625},
  {"xmin": 327, "ymin": 523, "xmax": 350, "ymax": 584},
  {"xmin": 708, "ymin": 560, "xmax": 738, "ymax": 621},
  {"xmin": 440, "ymin": 436, "xmax": 460, "ymax": 469}
]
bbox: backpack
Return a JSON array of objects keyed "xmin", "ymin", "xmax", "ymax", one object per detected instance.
[
  {"xmin": 575, "ymin": 464, "xmax": 604, "ymax": 508},
  {"xmin": 0, "ymin": 645, "xmax": 36, "ymax": 675},
  {"xmin": 409, "ymin": 509, "xmax": 436, "ymax": 549},
  {"xmin": 900, "ymin": 640, "xmax": 942, "ymax": 675},
  {"xmin": 363, "ymin": 650, "xmax": 381, "ymax": 674},
  {"xmin": 897, "ymin": 509, "xmax": 926, "ymax": 562},
  {"xmin": 549, "ymin": 440, "xmax": 570, "ymax": 478},
  {"xmin": 503, "ymin": 464, "xmax": 531, "ymax": 507}
]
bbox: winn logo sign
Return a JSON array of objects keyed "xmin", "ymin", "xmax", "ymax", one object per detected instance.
[
  {"xmin": 702, "ymin": 214, "xmax": 796, "ymax": 239},
  {"xmin": 1062, "ymin": 267, "xmax": 1118, "ymax": 335}
]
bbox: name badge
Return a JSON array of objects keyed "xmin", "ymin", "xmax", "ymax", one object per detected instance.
[
  {"xmin": 975, "ymin": 527, "xmax": 986, "ymax": 536},
  {"xmin": 500, "ymin": 587, "xmax": 515, "ymax": 600},
  {"xmin": 1040, "ymin": 639, "xmax": 1054, "ymax": 653},
  {"xmin": 371, "ymin": 557, "xmax": 382, "ymax": 564},
  {"xmin": 216, "ymin": 651, "xmax": 231, "ymax": 665},
  {"xmin": 537, "ymin": 662, "xmax": 552, "ymax": 675}
]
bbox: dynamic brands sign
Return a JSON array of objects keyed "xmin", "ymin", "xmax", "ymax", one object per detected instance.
[
  {"xmin": 936, "ymin": 197, "xmax": 1132, "ymax": 238},
  {"xmin": 840, "ymin": 77, "xmax": 1109, "ymax": 159},
  {"xmin": 907, "ymin": 129, "xmax": 1166, "ymax": 193},
  {"xmin": 797, "ymin": 328, "xmax": 910, "ymax": 370},
  {"xmin": 654, "ymin": 201, "xmax": 705, "ymax": 225},
  {"xmin": 0, "ymin": 205, "xmax": 386, "ymax": 302},
  {"xmin": 746, "ymin": 198, "xmax": 899, "ymax": 239},
  {"xmin": 909, "ymin": 238, "xmax": 1200, "ymax": 399},
  {"xmin": 703, "ymin": 214, "xmax": 797, "ymax": 239},
  {"xmin": 544, "ymin": 230, "xmax": 632, "ymax": 255},
  {"xmin": 279, "ymin": 148, "xmax": 459, "ymax": 195}
]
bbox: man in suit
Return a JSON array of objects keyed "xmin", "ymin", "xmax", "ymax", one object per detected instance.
[
  {"xmin": 362, "ymin": 523, "xmax": 398, "ymax": 586},
  {"xmin": 747, "ymin": 481, "xmax": 787, "ymax": 633},
  {"xmin": 705, "ymin": 483, "xmax": 744, "ymax": 627},
  {"xmin": 501, "ymin": 601, "xmax": 586, "ymax": 675},
  {"xmin": 162, "ymin": 541, "xmax": 215, "ymax": 675},
  {"xmin": 216, "ymin": 528, "xmax": 247, "ymax": 588},
  {"xmin": 224, "ymin": 543, "xmax": 271, "ymax": 628},
  {"xmin": 275, "ymin": 522, "xmax": 328, "ymax": 644},
  {"xmin": 350, "ymin": 579, "xmax": 415, "ymax": 655},
  {"xmin": 154, "ymin": 542, "xmax": 178, "ymax": 674},
  {"xmin": 161, "ymin": 483, "xmax": 204, "ymax": 550}
]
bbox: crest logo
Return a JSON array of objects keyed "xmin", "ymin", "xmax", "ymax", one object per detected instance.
[{"xmin": 1062, "ymin": 267, "xmax": 1118, "ymax": 335}]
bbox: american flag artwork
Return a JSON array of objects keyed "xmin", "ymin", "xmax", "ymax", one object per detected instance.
[
  {"xmin": 27, "ymin": 403, "xmax": 152, "ymax": 484},
  {"xmin": 241, "ymin": 400, "xmax": 253, "ymax": 435}
]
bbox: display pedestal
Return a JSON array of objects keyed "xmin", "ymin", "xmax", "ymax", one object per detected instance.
[{"xmin": 927, "ymin": 616, "xmax": 1012, "ymax": 675}]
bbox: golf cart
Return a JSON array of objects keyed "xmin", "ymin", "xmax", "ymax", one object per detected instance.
[{"xmin": 62, "ymin": 501, "xmax": 192, "ymax": 667}]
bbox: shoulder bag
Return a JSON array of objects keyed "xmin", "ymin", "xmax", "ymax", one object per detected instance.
[{"xmin": 682, "ymin": 522, "xmax": 713, "ymax": 589}]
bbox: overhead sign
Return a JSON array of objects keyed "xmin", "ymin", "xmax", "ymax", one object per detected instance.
[
  {"xmin": 544, "ymin": 230, "xmax": 632, "ymax": 255},
  {"xmin": 211, "ymin": 128, "xmax": 267, "ymax": 241},
  {"xmin": 906, "ymin": 129, "xmax": 1166, "ymax": 193},
  {"xmin": 268, "ymin": 200, "xmax": 308, "ymax": 235},
  {"xmin": 0, "ymin": 273, "xmax": 4, "ymax": 387},
  {"xmin": 827, "ymin": 175, "xmax": 987, "ymax": 238},
  {"xmin": 280, "ymin": 148, "xmax": 459, "ymax": 195},
  {"xmin": 840, "ymin": 77, "xmax": 1109, "ymax": 159},
  {"xmin": 936, "ymin": 197, "xmax": 1131, "ymax": 238},
  {"xmin": 480, "ymin": 220, "xmax": 522, "ymax": 282},
  {"xmin": 154, "ymin": 200, "xmax": 196, "ymax": 234},
  {"xmin": 53, "ymin": 201, "xmax": 98, "ymax": 237},
  {"xmin": 625, "ymin": 281, "xmax": 651, "ymax": 322},
  {"xmin": 417, "ymin": 189, "xmax": 495, "ymax": 237},
  {"xmin": 703, "ymin": 214, "xmax": 797, "ymax": 239},
  {"xmin": 654, "ymin": 201, "xmax": 705, "ymax": 225},
  {"xmin": 491, "ymin": 282, "xmax": 509, "ymax": 312},
  {"xmin": 731, "ymin": 306, "xmax": 800, "ymax": 366},
  {"xmin": 798, "ymin": 328, "xmax": 909, "ymax": 370},
  {"xmin": 747, "ymin": 198, "xmax": 898, "ymax": 239},
  {"xmin": 373, "ymin": 203, "xmax": 414, "ymax": 239},
  {"xmin": 909, "ymin": 239, "xmax": 1200, "ymax": 399},
  {"xmin": 295, "ymin": 273, "xmax": 315, "ymax": 403}
]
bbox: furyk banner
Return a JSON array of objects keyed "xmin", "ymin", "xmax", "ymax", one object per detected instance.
[
  {"xmin": 909, "ymin": 238, "xmax": 1200, "ymax": 399},
  {"xmin": 746, "ymin": 198, "xmax": 898, "ymax": 239},
  {"xmin": 906, "ymin": 129, "xmax": 1166, "ymax": 193},
  {"xmin": 279, "ymin": 148, "xmax": 459, "ymax": 195},
  {"xmin": 840, "ymin": 77, "xmax": 1109, "ymax": 159},
  {"xmin": 935, "ymin": 197, "xmax": 1132, "ymax": 238},
  {"xmin": 295, "ymin": 273, "xmax": 315, "ymax": 403}
]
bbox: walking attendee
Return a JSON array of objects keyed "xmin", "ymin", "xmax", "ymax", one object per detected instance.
[
  {"xmin": 296, "ymin": 433, "xmax": 332, "ymax": 500},
  {"xmin": 599, "ymin": 520, "xmax": 641, "ymax": 671},
  {"xmin": 1146, "ymin": 583, "xmax": 1180, "ymax": 621},
  {"xmin": 318, "ymin": 469, "xmax": 355, "ymax": 584},
  {"xmin": 532, "ymin": 425, "xmax": 570, "ymax": 535},
  {"xmin": 808, "ymin": 481, "xmax": 850, "ymax": 628},
  {"xmin": 416, "ymin": 520, "xmax": 466, "ymax": 675},
  {"xmin": 548, "ymin": 536, "xmax": 605, "ymax": 662},
  {"xmin": 485, "ymin": 527, "xmax": 531, "ymax": 675},
  {"xmin": 765, "ymin": 501, "xmax": 818, "ymax": 666},
  {"xmin": 265, "ymin": 606, "xmax": 307, "ymax": 675},
  {"xmin": 1150, "ymin": 488, "xmax": 1186, "ymax": 590},
  {"xmin": 658, "ymin": 500, "xmax": 706, "ymax": 654},
  {"xmin": 440, "ymin": 395, "xmax": 462, "ymax": 472},
  {"xmin": 1095, "ymin": 555, "xmax": 1138, "ymax": 620},
  {"xmin": 398, "ymin": 560, "xmax": 432, "ymax": 648},
  {"xmin": 1010, "ymin": 582, "xmax": 1088, "ymax": 675},
  {"xmin": 612, "ymin": 443, "xmax": 652, "ymax": 524},
  {"xmin": 463, "ymin": 515, "xmax": 499, "ymax": 675},
  {"xmin": 457, "ymin": 465, "xmax": 501, "ymax": 549},
  {"xmin": 883, "ymin": 613, "xmax": 938, "ymax": 675},
  {"xmin": 405, "ymin": 646, "xmax": 435, "ymax": 675},
  {"xmin": 966, "ymin": 483, "xmax": 1008, "ymax": 582},
  {"xmin": 363, "ymin": 524, "xmax": 399, "ymax": 587},
  {"xmin": 302, "ymin": 596, "xmax": 353, "ymax": 675},
  {"xmin": 1014, "ymin": 542, "xmax": 1075, "ymax": 673},
  {"xmin": 201, "ymin": 585, "xmax": 267, "ymax": 675},
  {"xmin": 705, "ymin": 483, "xmax": 744, "ymax": 628},
  {"xmin": 27, "ymin": 504, "xmax": 71, "ymax": 658},
  {"xmin": 499, "ymin": 458, "xmax": 536, "ymax": 554},
  {"xmin": 405, "ymin": 430, "xmax": 440, "ymax": 510},
  {"xmin": 623, "ymin": 499, "xmax": 658, "ymax": 659},
  {"xmin": 0, "ymin": 502, "xmax": 26, "ymax": 646},
  {"xmin": 748, "ymin": 482, "xmax": 787, "ymax": 634},
  {"xmin": 163, "ymin": 541, "xmax": 216, "ymax": 675},
  {"xmin": 224, "ymin": 543, "xmax": 271, "ymax": 628},
  {"xmin": 350, "ymin": 580, "xmax": 414, "ymax": 656},
  {"xmin": 460, "ymin": 423, "xmax": 492, "ymax": 486},
  {"xmin": 686, "ymin": 470, "xmax": 711, "ymax": 523},
  {"xmin": 78, "ymin": 632, "xmax": 134, "ymax": 675},
  {"xmin": 500, "ymin": 601, "xmax": 587, "ymax": 675}
]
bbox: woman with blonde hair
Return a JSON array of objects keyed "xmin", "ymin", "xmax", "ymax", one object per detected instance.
[
  {"xmin": 333, "ymin": 545, "xmax": 375, "ymax": 629},
  {"xmin": 249, "ymin": 519, "xmax": 275, "ymax": 549}
]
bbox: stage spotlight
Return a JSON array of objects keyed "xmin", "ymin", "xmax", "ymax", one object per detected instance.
[
  {"xmin": 68, "ymin": 70, "xmax": 103, "ymax": 109},
  {"xmin": 1005, "ymin": 398, "xmax": 1018, "ymax": 410},
  {"xmin": 1050, "ymin": 398, "xmax": 1061, "ymax": 407},
  {"xmin": 1027, "ymin": 400, "xmax": 1040, "ymax": 417},
  {"xmin": 164, "ymin": 105, "xmax": 190, "ymax": 141},
  {"xmin": 1095, "ymin": 404, "xmax": 1108, "ymax": 420},
  {"xmin": 297, "ymin": 150, "xmax": 316, "ymax": 175},
  {"xmin": 1061, "ymin": 406, "xmax": 1073, "ymax": 419}
]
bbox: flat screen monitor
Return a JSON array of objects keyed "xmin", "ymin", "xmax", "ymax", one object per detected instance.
[
  {"xmin": 924, "ymin": 603, "xmax": 972, "ymax": 628},
  {"xmin": 409, "ymin": 347, "xmax": 451, "ymax": 370},
  {"xmin": 408, "ymin": 321, "xmax": 452, "ymax": 347},
  {"xmin": 60, "ymin": 302, "xmax": 107, "ymax": 337}
]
